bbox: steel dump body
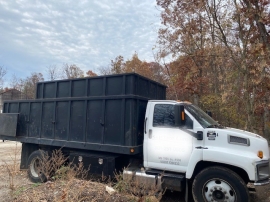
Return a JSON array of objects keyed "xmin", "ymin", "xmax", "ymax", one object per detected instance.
[{"xmin": 1, "ymin": 73, "xmax": 166, "ymax": 155}]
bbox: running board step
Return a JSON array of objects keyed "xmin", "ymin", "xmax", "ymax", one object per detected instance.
[
  {"xmin": 146, "ymin": 169, "xmax": 185, "ymax": 179},
  {"xmin": 145, "ymin": 169, "xmax": 185, "ymax": 191}
]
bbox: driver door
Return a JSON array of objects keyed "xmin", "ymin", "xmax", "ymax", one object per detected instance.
[{"xmin": 145, "ymin": 103, "xmax": 194, "ymax": 173}]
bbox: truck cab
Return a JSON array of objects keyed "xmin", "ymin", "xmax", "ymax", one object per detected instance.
[{"xmin": 142, "ymin": 100, "xmax": 269, "ymax": 201}]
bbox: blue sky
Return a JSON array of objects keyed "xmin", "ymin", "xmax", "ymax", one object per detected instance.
[{"xmin": 0, "ymin": 0, "xmax": 161, "ymax": 85}]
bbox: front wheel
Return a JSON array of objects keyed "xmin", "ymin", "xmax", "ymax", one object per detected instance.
[{"xmin": 192, "ymin": 166, "xmax": 249, "ymax": 202}]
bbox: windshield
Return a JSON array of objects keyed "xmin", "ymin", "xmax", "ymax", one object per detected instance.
[{"xmin": 184, "ymin": 104, "xmax": 222, "ymax": 128}]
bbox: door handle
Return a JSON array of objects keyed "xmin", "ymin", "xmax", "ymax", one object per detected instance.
[
  {"xmin": 144, "ymin": 118, "xmax": 147, "ymax": 134},
  {"xmin": 149, "ymin": 129, "xmax": 152, "ymax": 139}
]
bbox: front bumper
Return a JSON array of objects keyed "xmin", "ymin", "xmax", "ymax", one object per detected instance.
[{"xmin": 254, "ymin": 160, "xmax": 270, "ymax": 186}]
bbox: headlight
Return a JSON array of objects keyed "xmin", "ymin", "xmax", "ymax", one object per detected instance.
[{"xmin": 255, "ymin": 160, "xmax": 270, "ymax": 182}]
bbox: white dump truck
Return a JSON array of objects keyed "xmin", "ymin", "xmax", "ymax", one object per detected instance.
[{"xmin": 0, "ymin": 73, "xmax": 268, "ymax": 202}]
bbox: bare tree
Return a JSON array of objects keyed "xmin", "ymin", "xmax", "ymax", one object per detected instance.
[
  {"xmin": 46, "ymin": 65, "xmax": 59, "ymax": 81},
  {"xmin": 9, "ymin": 74, "xmax": 24, "ymax": 92},
  {"xmin": 97, "ymin": 66, "xmax": 112, "ymax": 75},
  {"xmin": 0, "ymin": 66, "xmax": 7, "ymax": 91},
  {"xmin": 23, "ymin": 72, "xmax": 44, "ymax": 99},
  {"xmin": 61, "ymin": 64, "xmax": 84, "ymax": 79}
]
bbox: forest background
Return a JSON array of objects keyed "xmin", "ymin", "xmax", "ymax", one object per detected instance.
[{"xmin": 0, "ymin": 0, "xmax": 269, "ymax": 140}]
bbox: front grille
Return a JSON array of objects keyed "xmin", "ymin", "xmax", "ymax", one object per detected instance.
[{"xmin": 228, "ymin": 135, "xmax": 250, "ymax": 146}]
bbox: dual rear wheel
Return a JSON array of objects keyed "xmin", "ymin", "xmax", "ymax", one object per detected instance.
[{"xmin": 27, "ymin": 150, "xmax": 47, "ymax": 183}]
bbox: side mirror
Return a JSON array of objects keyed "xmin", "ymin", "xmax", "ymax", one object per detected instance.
[{"xmin": 196, "ymin": 131, "xmax": 203, "ymax": 140}]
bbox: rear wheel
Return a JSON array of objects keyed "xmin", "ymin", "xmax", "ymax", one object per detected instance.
[
  {"xmin": 27, "ymin": 150, "xmax": 47, "ymax": 183},
  {"xmin": 192, "ymin": 166, "xmax": 249, "ymax": 202}
]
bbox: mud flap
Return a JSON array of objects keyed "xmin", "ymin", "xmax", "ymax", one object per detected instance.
[{"xmin": 185, "ymin": 178, "xmax": 193, "ymax": 202}]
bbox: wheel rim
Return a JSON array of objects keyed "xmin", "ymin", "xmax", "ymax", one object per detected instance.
[
  {"xmin": 203, "ymin": 178, "xmax": 236, "ymax": 202},
  {"xmin": 30, "ymin": 157, "xmax": 41, "ymax": 178}
]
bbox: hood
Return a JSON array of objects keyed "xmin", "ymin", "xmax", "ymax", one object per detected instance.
[
  {"xmin": 226, "ymin": 128, "xmax": 269, "ymax": 159},
  {"xmin": 204, "ymin": 127, "xmax": 269, "ymax": 160}
]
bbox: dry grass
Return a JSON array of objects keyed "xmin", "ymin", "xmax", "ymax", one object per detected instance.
[
  {"xmin": 1, "ymin": 142, "xmax": 21, "ymax": 191},
  {"xmin": 113, "ymin": 169, "xmax": 165, "ymax": 202},
  {"xmin": 37, "ymin": 149, "xmax": 90, "ymax": 182},
  {"xmin": 13, "ymin": 179, "xmax": 136, "ymax": 202},
  {"xmin": 2, "ymin": 144, "xmax": 269, "ymax": 202},
  {"xmin": 11, "ymin": 149, "xmax": 160, "ymax": 202}
]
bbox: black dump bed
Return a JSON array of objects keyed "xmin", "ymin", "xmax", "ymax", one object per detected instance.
[{"xmin": 0, "ymin": 73, "xmax": 166, "ymax": 155}]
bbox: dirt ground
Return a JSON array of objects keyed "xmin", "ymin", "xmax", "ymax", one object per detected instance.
[{"xmin": 0, "ymin": 140, "xmax": 270, "ymax": 202}]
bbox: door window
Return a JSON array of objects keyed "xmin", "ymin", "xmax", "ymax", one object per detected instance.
[
  {"xmin": 153, "ymin": 104, "xmax": 175, "ymax": 127},
  {"xmin": 153, "ymin": 104, "xmax": 193, "ymax": 129}
]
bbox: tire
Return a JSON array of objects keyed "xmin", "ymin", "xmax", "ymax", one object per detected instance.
[
  {"xmin": 192, "ymin": 166, "xmax": 249, "ymax": 202},
  {"xmin": 27, "ymin": 150, "xmax": 47, "ymax": 183}
]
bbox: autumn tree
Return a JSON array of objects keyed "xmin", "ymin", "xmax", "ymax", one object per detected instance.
[
  {"xmin": 85, "ymin": 70, "xmax": 97, "ymax": 77},
  {"xmin": 239, "ymin": 0, "xmax": 270, "ymax": 135},
  {"xmin": 109, "ymin": 53, "xmax": 166, "ymax": 84},
  {"xmin": 156, "ymin": 0, "xmax": 222, "ymax": 105},
  {"xmin": 204, "ymin": 0, "xmax": 270, "ymax": 132},
  {"xmin": 156, "ymin": 0, "xmax": 270, "ymax": 135},
  {"xmin": 111, "ymin": 55, "xmax": 124, "ymax": 74}
]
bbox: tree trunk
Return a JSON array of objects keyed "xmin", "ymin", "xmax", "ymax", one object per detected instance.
[{"xmin": 263, "ymin": 96, "xmax": 270, "ymax": 139}]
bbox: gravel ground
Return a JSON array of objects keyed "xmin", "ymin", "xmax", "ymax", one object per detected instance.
[{"xmin": 0, "ymin": 140, "xmax": 269, "ymax": 201}]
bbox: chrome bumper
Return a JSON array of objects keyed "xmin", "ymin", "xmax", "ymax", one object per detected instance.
[{"xmin": 254, "ymin": 178, "xmax": 270, "ymax": 186}]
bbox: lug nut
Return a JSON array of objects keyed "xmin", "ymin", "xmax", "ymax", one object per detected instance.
[{"xmin": 210, "ymin": 189, "xmax": 213, "ymax": 192}]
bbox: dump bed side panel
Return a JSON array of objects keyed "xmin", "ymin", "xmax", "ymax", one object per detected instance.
[
  {"xmin": 1, "ymin": 96, "xmax": 148, "ymax": 154},
  {"xmin": 36, "ymin": 73, "xmax": 166, "ymax": 100},
  {"xmin": 1, "ymin": 73, "xmax": 166, "ymax": 155}
]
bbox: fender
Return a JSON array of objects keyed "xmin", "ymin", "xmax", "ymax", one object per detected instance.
[
  {"xmin": 185, "ymin": 146, "xmax": 258, "ymax": 180},
  {"xmin": 203, "ymin": 147, "xmax": 258, "ymax": 180},
  {"xmin": 185, "ymin": 148, "xmax": 203, "ymax": 179}
]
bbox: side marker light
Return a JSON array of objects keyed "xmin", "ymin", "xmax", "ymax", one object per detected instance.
[{"xmin": 258, "ymin": 151, "xmax": 263, "ymax": 159}]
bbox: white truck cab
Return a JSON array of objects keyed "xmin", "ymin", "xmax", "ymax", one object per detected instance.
[{"xmin": 142, "ymin": 100, "xmax": 269, "ymax": 201}]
